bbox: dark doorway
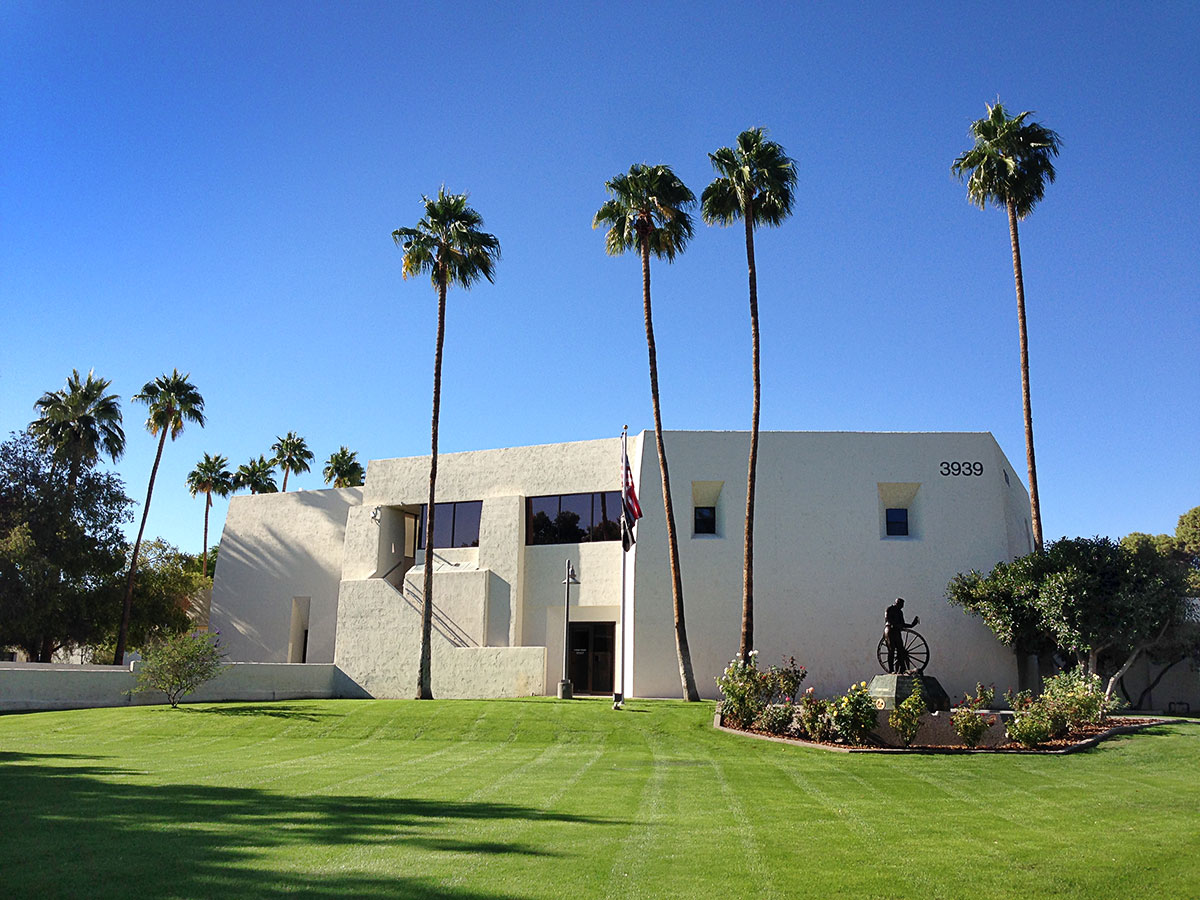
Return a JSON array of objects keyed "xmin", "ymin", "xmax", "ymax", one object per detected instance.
[{"xmin": 568, "ymin": 622, "xmax": 615, "ymax": 694}]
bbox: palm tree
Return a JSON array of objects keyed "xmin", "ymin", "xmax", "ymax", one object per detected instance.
[
  {"xmin": 393, "ymin": 187, "xmax": 501, "ymax": 700},
  {"xmin": 271, "ymin": 431, "xmax": 314, "ymax": 492},
  {"xmin": 186, "ymin": 453, "xmax": 234, "ymax": 577},
  {"xmin": 953, "ymin": 101, "xmax": 1061, "ymax": 554},
  {"xmin": 323, "ymin": 446, "xmax": 365, "ymax": 488},
  {"xmin": 701, "ymin": 128, "xmax": 797, "ymax": 665},
  {"xmin": 29, "ymin": 369, "xmax": 126, "ymax": 494},
  {"xmin": 114, "ymin": 370, "xmax": 205, "ymax": 664},
  {"xmin": 233, "ymin": 456, "xmax": 279, "ymax": 494},
  {"xmin": 594, "ymin": 163, "xmax": 700, "ymax": 701}
]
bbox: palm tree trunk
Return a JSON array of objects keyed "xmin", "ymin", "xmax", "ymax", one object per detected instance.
[
  {"xmin": 417, "ymin": 276, "xmax": 446, "ymax": 700},
  {"xmin": 1008, "ymin": 201, "xmax": 1044, "ymax": 553},
  {"xmin": 639, "ymin": 235, "xmax": 700, "ymax": 702},
  {"xmin": 740, "ymin": 208, "xmax": 759, "ymax": 665},
  {"xmin": 202, "ymin": 491, "xmax": 211, "ymax": 578},
  {"xmin": 114, "ymin": 427, "xmax": 168, "ymax": 664},
  {"xmin": 281, "ymin": 469, "xmax": 290, "ymax": 492}
]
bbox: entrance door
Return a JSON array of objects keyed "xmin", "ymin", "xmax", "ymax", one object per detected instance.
[{"xmin": 568, "ymin": 622, "xmax": 615, "ymax": 694}]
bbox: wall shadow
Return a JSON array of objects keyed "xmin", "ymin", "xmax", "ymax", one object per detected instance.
[{"xmin": 0, "ymin": 751, "xmax": 614, "ymax": 898}]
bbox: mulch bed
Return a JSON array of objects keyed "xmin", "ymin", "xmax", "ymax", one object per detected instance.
[{"xmin": 715, "ymin": 715, "xmax": 1181, "ymax": 754}]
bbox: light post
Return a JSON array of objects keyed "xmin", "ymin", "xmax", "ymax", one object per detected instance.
[{"xmin": 558, "ymin": 559, "xmax": 579, "ymax": 699}]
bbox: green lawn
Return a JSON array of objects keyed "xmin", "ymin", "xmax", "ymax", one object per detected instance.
[{"xmin": 1, "ymin": 698, "xmax": 1196, "ymax": 899}]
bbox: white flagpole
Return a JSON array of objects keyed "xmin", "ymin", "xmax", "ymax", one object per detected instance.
[{"xmin": 615, "ymin": 425, "xmax": 628, "ymax": 710}]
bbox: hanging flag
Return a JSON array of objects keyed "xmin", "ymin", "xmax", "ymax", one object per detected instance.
[
  {"xmin": 621, "ymin": 434, "xmax": 641, "ymax": 551},
  {"xmin": 622, "ymin": 446, "xmax": 642, "ymax": 522}
]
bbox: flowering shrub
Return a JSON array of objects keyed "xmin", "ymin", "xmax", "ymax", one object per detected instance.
[
  {"xmin": 755, "ymin": 703, "xmax": 795, "ymax": 736},
  {"xmin": 888, "ymin": 678, "xmax": 925, "ymax": 747},
  {"xmin": 796, "ymin": 688, "xmax": 835, "ymax": 742},
  {"xmin": 830, "ymin": 681, "xmax": 877, "ymax": 744},
  {"xmin": 716, "ymin": 652, "xmax": 806, "ymax": 729},
  {"xmin": 1041, "ymin": 669, "xmax": 1118, "ymax": 728},
  {"xmin": 952, "ymin": 683, "xmax": 997, "ymax": 748}
]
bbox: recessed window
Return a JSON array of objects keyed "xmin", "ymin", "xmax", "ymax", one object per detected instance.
[
  {"xmin": 885, "ymin": 508, "xmax": 909, "ymax": 537},
  {"xmin": 417, "ymin": 500, "xmax": 483, "ymax": 549},
  {"xmin": 694, "ymin": 506, "xmax": 716, "ymax": 535},
  {"xmin": 526, "ymin": 491, "xmax": 622, "ymax": 545}
]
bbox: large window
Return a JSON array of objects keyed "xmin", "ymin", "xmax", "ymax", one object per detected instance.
[
  {"xmin": 417, "ymin": 500, "xmax": 483, "ymax": 549},
  {"xmin": 527, "ymin": 491, "xmax": 622, "ymax": 545}
]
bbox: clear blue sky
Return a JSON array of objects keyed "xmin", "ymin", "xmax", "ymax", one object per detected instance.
[{"xmin": 2, "ymin": 1, "xmax": 1197, "ymax": 555}]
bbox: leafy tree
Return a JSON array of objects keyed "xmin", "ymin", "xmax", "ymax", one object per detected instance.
[
  {"xmin": 392, "ymin": 188, "xmax": 501, "ymax": 700},
  {"xmin": 0, "ymin": 432, "xmax": 131, "ymax": 661},
  {"xmin": 186, "ymin": 453, "xmax": 234, "ymax": 577},
  {"xmin": 701, "ymin": 127, "xmax": 797, "ymax": 664},
  {"xmin": 953, "ymin": 102, "xmax": 1061, "ymax": 553},
  {"xmin": 134, "ymin": 630, "xmax": 225, "ymax": 708},
  {"xmin": 233, "ymin": 455, "xmax": 279, "ymax": 494},
  {"xmin": 29, "ymin": 369, "xmax": 126, "ymax": 496},
  {"xmin": 948, "ymin": 535, "xmax": 1193, "ymax": 702},
  {"xmin": 271, "ymin": 431, "xmax": 314, "ymax": 492},
  {"xmin": 594, "ymin": 163, "xmax": 700, "ymax": 701},
  {"xmin": 115, "ymin": 371, "xmax": 205, "ymax": 665},
  {"xmin": 323, "ymin": 446, "xmax": 365, "ymax": 488}
]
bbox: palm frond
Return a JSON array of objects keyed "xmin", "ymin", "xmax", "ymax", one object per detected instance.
[{"xmin": 952, "ymin": 101, "xmax": 1061, "ymax": 219}]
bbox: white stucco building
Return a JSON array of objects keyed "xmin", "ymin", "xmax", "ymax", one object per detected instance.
[{"xmin": 210, "ymin": 431, "xmax": 1036, "ymax": 701}]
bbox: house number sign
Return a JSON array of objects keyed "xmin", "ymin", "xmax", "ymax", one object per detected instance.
[{"xmin": 939, "ymin": 461, "xmax": 984, "ymax": 476}]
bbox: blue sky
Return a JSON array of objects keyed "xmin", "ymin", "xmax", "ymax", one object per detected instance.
[{"xmin": 2, "ymin": 2, "xmax": 1197, "ymax": 555}]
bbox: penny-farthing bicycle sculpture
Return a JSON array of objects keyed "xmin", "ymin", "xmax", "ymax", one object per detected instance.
[{"xmin": 877, "ymin": 628, "xmax": 930, "ymax": 675}]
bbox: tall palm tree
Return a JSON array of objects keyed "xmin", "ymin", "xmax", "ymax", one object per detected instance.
[
  {"xmin": 594, "ymin": 163, "xmax": 700, "ymax": 701},
  {"xmin": 953, "ymin": 101, "xmax": 1061, "ymax": 554},
  {"xmin": 701, "ymin": 128, "xmax": 798, "ymax": 665},
  {"xmin": 323, "ymin": 446, "xmax": 365, "ymax": 488},
  {"xmin": 186, "ymin": 453, "xmax": 233, "ymax": 577},
  {"xmin": 393, "ymin": 187, "xmax": 501, "ymax": 700},
  {"xmin": 271, "ymin": 431, "xmax": 314, "ymax": 492},
  {"xmin": 114, "ymin": 370, "xmax": 205, "ymax": 664},
  {"xmin": 233, "ymin": 456, "xmax": 279, "ymax": 494},
  {"xmin": 29, "ymin": 369, "xmax": 126, "ymax": 495}
]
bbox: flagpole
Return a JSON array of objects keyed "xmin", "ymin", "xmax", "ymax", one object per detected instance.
[{"xmin": 615, "ymin": 426, "xmax": 628, "ymax": 710}]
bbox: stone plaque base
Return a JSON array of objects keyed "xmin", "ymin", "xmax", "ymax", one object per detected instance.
[{"xmin": 868, "ymin": 674, "xmax": 951, "ymax": 712}]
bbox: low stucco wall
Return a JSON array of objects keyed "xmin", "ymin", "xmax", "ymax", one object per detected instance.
[
  {"xmin": 334, "ymin": 579, "xmax": 545, "ymax": 699},
  {"xmin": 0, "ymin": 661, "xmax": 349, "ymax": 712}
]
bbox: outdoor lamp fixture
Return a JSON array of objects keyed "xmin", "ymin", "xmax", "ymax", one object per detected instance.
[{"xmin": 558, "ymin": 560, "xmax": 580, "ymax": 700}]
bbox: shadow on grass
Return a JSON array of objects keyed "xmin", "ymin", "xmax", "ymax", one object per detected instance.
[
  {"xmin": 0, "ymin": 750, "xmax": 608, "ymax": 898},
  {"xmin": 184, "ymin": 703, "xmax": 338, "ymax": 721}
]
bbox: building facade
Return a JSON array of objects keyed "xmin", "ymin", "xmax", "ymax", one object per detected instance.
[{"xmin": 210, "ymin": 431, "xmax": 1035, "ymax": 701}]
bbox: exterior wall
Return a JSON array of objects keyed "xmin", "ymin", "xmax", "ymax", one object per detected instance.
[
  {"xmin": 333, "ymin": 580, "xmax": 545, "ymax": 699},
  {"xmin": 333, "ymin": 439, "xmax": 627, "ymax": 697},
  {"xmin": 210, "ymin": 488, "xmax": 362, "ymax": 663},
  {"xmin": 629, "ymin": 431, "xmax": 1031, "ymax": 701},
  {"xmin": 0, "ymin": 661, "xmax": 349, "ymax": 712},
  {"xmin": 210, "ymin": 431, "xmax": 1046, "ymax": 707}
]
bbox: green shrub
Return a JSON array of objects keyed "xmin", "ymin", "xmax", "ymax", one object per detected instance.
[
  {"xmin": 889, "ymin": 678, "xmax": 925, "ymax": 747},
  {"xmin": 952, "ymin": 683, "xmax": 997, "ymax": 748},
  {"xmin": 134, "ymin": 630, "xmax": 225, "ymax": 708},
  {"xmin": 754, "ymin": 703, "xmax": 795, "ymax": 736},
  {"xmin": 795, "ymin": 688, "xmax": 835, "ymax": 742},
  {"xmin": 1006, "ymin": 704, "xmax": 1054, "ymax": 748},
  {"xmin": 1042, "ymin": 669, "xmax": 1118, "ymax": 729},
  {"xmin": 716, "ymin": 652, "xmax": 806, "ymax": 729},
  {"xmin": 830, "ymin": 681, "xmax": 877, "ymax": 745}
]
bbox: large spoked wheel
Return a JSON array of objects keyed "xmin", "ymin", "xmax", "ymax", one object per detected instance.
[{"xmin": 876, "ymin": 629, "xmax": 930, "ymax": 675}]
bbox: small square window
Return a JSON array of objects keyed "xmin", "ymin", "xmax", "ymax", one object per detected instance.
[
  {"xmin": 885, "ymin": 508, "xmax": 909, "ymax": 537},
  {"xmin": 694, "ymin": 506, "xmax": 716, "ymax": 535}
]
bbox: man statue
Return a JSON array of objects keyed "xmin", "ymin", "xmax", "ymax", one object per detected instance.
[{"xmin": 884, "ymin": 598, "xmax": 919, "ymax": 674}]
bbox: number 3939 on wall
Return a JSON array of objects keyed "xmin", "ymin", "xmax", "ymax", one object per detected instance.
[{"xmin": 939, "ymin": 461, "xmax": 983, "ymax": 476}]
